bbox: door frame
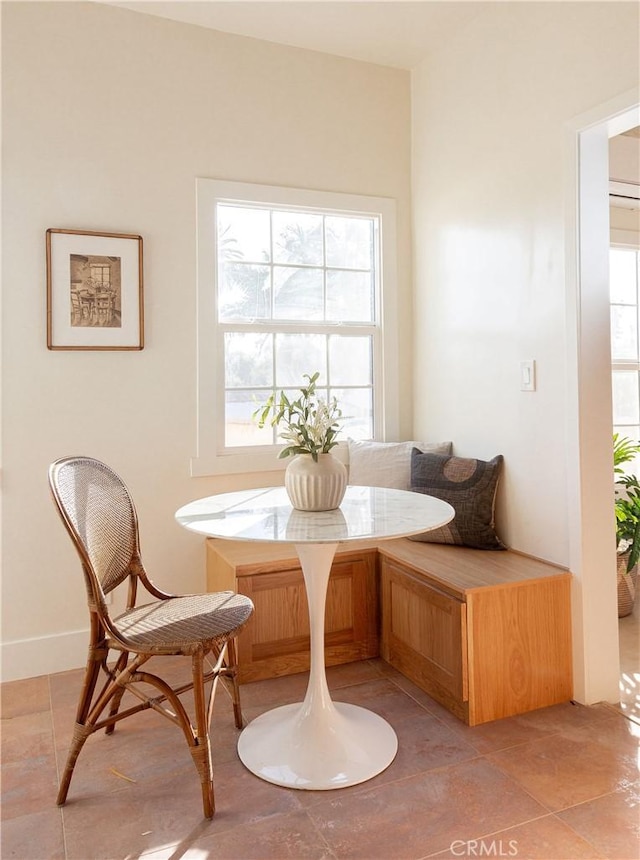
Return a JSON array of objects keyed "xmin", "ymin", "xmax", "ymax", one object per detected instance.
[{"xmin": 565, "ymin": 90, "xmax": 640, "ymax": 704}]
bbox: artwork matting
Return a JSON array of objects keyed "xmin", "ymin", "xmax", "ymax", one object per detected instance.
[{"xmin": 46, "ymin": 228, "xmax": 144, "ymax": 350}]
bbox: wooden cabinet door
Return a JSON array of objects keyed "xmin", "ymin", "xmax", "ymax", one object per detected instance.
[
  {"xmin": 381, "ymin": 558, "xmax": 468, "ymax": 720},
  {"xmin": 237, "ymin": 551, "xmax": 378, "ymax": 683},
  {"xmin": 466, "ymin": 578, "xmax": 573, "ymax": 725}
]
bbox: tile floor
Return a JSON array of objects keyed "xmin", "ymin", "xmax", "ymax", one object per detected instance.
[{"xmin": 2, "ymin": 648, "xmax": 639, "ymax": 860}]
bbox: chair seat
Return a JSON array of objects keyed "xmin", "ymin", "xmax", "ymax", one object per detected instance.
[{"xmin": 112, "ymin": 591, "xmax": 253, "ymax": 652}]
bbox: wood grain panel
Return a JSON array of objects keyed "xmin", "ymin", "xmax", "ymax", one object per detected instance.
[
  {"xmin": 246, "ymin": 566, "xmax": 354, "ymax": 644},
  {"xmin": 467, "ymin": 575, "xmax": 572, "ymax": 724},
  {"xmin": 379, "ymin": 539, "xmax": 567, "ymax": 592},
  {"xmin": 206, "ymin": 544, "xmax": 379, "ymax": 683},
  {"xmin": 250, "ymin": 574, "xmax": 309, "ymax": 643},
  {"xmin": 381, "ymin": 559, "xmax": 466, "ymax": 702},
  {"xmin": 325, "ymin": 572, "xmax": 354, "ymax": 633},
  {"xmin": 207, "ymin": 538, "xmax": 379, "ymax": 575}
]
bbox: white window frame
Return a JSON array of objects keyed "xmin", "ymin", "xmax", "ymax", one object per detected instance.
[
  {"xmin": 192, "ymin": 178, "xmax": 400, "ymax": 477},
  {"xmin": 610, "ymin": 232, "xmax": 640, "ymax": 441}
]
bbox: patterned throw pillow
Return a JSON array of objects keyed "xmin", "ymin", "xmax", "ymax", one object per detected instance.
[
  {"xmin": 409, "ymin": 450, "xmax": 506, "ymax": 549},
  {"xmin": 348, "ymin": 439, "xmax": 453, "ymax": 491}
]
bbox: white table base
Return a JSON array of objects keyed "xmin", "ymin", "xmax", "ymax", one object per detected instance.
[
  {"xmin": 237, "ymin": 541, "xmax": 398, "ymax": 789},
  {"xmin": 237, "ymin": 700, "xmax": 397, "ymax": 789}
]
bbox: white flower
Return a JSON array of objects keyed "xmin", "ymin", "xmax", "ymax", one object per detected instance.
[{"xmin": 253, "ymin": 372, "xmax": 343, "ymax": 461}]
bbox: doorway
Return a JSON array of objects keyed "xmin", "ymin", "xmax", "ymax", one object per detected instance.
[
  {"xmin": 609, "ymin": 127, "xmax": 640, "ymax": 719},
  {"xmin": 568, "ymin": 93, "xmax": 640, "ymax": 708}
]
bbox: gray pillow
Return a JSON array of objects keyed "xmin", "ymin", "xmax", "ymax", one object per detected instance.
[
  {"xmin": 347, "ymin": 439, "xmax": 453, "ymax": 490},
  {"xmin": 409, "ymin": 450, "xmax": 506, "ymax": 550}
]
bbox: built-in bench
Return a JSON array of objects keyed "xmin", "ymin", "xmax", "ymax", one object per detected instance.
[{"xmin": 206, "ymin": 537, "xmax": 572, "ymax": 726}]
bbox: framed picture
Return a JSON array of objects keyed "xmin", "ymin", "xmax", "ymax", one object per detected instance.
[{"xmin": 46, "ymin": 228, "xmax": 144, "ymax": 350}]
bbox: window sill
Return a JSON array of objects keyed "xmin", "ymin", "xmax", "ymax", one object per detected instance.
[{"xmin": 190, "ymin": 442, "xmax": 350, "ymax": 478}]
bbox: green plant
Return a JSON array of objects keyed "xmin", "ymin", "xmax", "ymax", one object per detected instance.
[
  {"xmin": 253, "ymin": 372, "xmax": 342, "ymax": 461},
  {"xmin": 614, "ymin": 432, "xmax": 640, "ymax": 476},
  {"xmin": 613, "ymin": 433, "xmax": 640, "ymax": 572}
]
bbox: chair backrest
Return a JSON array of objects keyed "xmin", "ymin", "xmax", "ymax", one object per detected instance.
[{"xmin": 49, "ymin": 457, "xmax": 139, "ymax": 601}]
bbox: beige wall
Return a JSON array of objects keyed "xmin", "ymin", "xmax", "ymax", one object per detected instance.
[
  {"xmin": 0, "ymin": 2, "xmax": 412, "ymax": 680},
  {"xmin": 611, "ymin": 206, "xmax": 640, "ymax": 236},
  {"xmin": 412, "ymin": 1, "xmax": 639, "ymax": 703},
  {"xmin": 610, "ymin": 132, "xmax": 640, "ymax": 239},
  {"xmin": 610, "ymin": 132, "xmax": 640, "ymax": 184}
]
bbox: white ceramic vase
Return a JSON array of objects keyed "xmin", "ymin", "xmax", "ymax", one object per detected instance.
[{"xmin": 284, "ymin": 453, "xmax": 347, "ymax": 512}]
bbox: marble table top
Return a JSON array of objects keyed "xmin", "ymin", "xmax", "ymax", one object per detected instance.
[{"xmin": 175, "ymin": 485, "xmax": 454, "ymax": 544}]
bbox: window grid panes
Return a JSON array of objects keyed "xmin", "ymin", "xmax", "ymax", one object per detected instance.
[
  {"xmin": 217, "ymin": 202, "xmax": 379, "ymax": 451},
  {"xmin": 611, "ymin": 247, "xmax": 640, "ymax": 443}
]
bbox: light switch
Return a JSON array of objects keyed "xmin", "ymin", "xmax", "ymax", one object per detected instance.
[{"xmin": 520, "ymin": 360, "xmax": 536, "ymax": 392}]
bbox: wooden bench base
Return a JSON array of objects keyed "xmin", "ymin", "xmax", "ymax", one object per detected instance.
[
  {"xmin": 379, "ymin": 540, "xmax": 573, "ymax": 726},
  {"xmin": 206, "ymin": 537, "xmax": 573, "ymax": 725},
  {"xmin": 206, "ymin": 539, "xmax": 379, "ymax": 684}
]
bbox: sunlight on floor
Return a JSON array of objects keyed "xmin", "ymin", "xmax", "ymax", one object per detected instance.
[
  {"xmin": 618, "ymin": 672, "xmax": 640, "ymax": 725},
  {"xmin": 618, "ymin": 597, "xmax": 639, "ymax": 724},
  {"xmin": 126, "ymin": 846, "xmax": 211, "ymax": 860}
]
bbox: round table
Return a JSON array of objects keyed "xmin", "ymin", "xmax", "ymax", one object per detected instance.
[{"xmin": 176, "ymin": 485, "xmax": 454, "ymax": 790}]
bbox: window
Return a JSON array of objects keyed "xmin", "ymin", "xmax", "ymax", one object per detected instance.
[
  {"xmin": 90, "ymin": 265, "xmax": 111, "ymax": 286},
  {"xmin": 193, "ymin": 180, "xmax": 399, "ymax": 476},
  {"xmin": 610, "ymin": 246, "xmax": 640, "ymax": 443}
]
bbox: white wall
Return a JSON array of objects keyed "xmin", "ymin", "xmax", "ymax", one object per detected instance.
[
  {"xmin": 412, "ymin": 1, "xmax": 639, "ymax": 703},
  {"xmin": 0, "ymin": 1, "xmax": 412, "ymax": 680}
]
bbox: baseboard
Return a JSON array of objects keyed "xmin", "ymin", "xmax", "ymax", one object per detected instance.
[{"xmin": 1, "ymin": 628, "xmax": 89, "ymax": 682}]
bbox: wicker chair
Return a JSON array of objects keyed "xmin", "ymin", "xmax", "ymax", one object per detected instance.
[{"xmin": 48, "ymin": 456, "xmax": 254, "ymax": 819}]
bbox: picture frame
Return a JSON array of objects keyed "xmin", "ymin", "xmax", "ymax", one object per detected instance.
[{"xmin": 46, "ymin": 228, "xmax": 144, "ymax": 350}]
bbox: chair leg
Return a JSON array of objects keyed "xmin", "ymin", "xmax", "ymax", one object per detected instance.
[
  {"xmin": 191, "ymin": 651, "xmax": 215, "ymax": 819},
  {"xmin": 57, "ymin": 723, "xmax": 93, "ymax": 806},
  {"xmin": 56, "ymin": 643, "xmax": 104, "ymax": 806},
  {"xmin": 105, "ymin": 651, "xmax": 129, "ymax": 735},
  {"xmin": 225, "ymin": 638, "xmax": 244, "ymax": 730}
]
